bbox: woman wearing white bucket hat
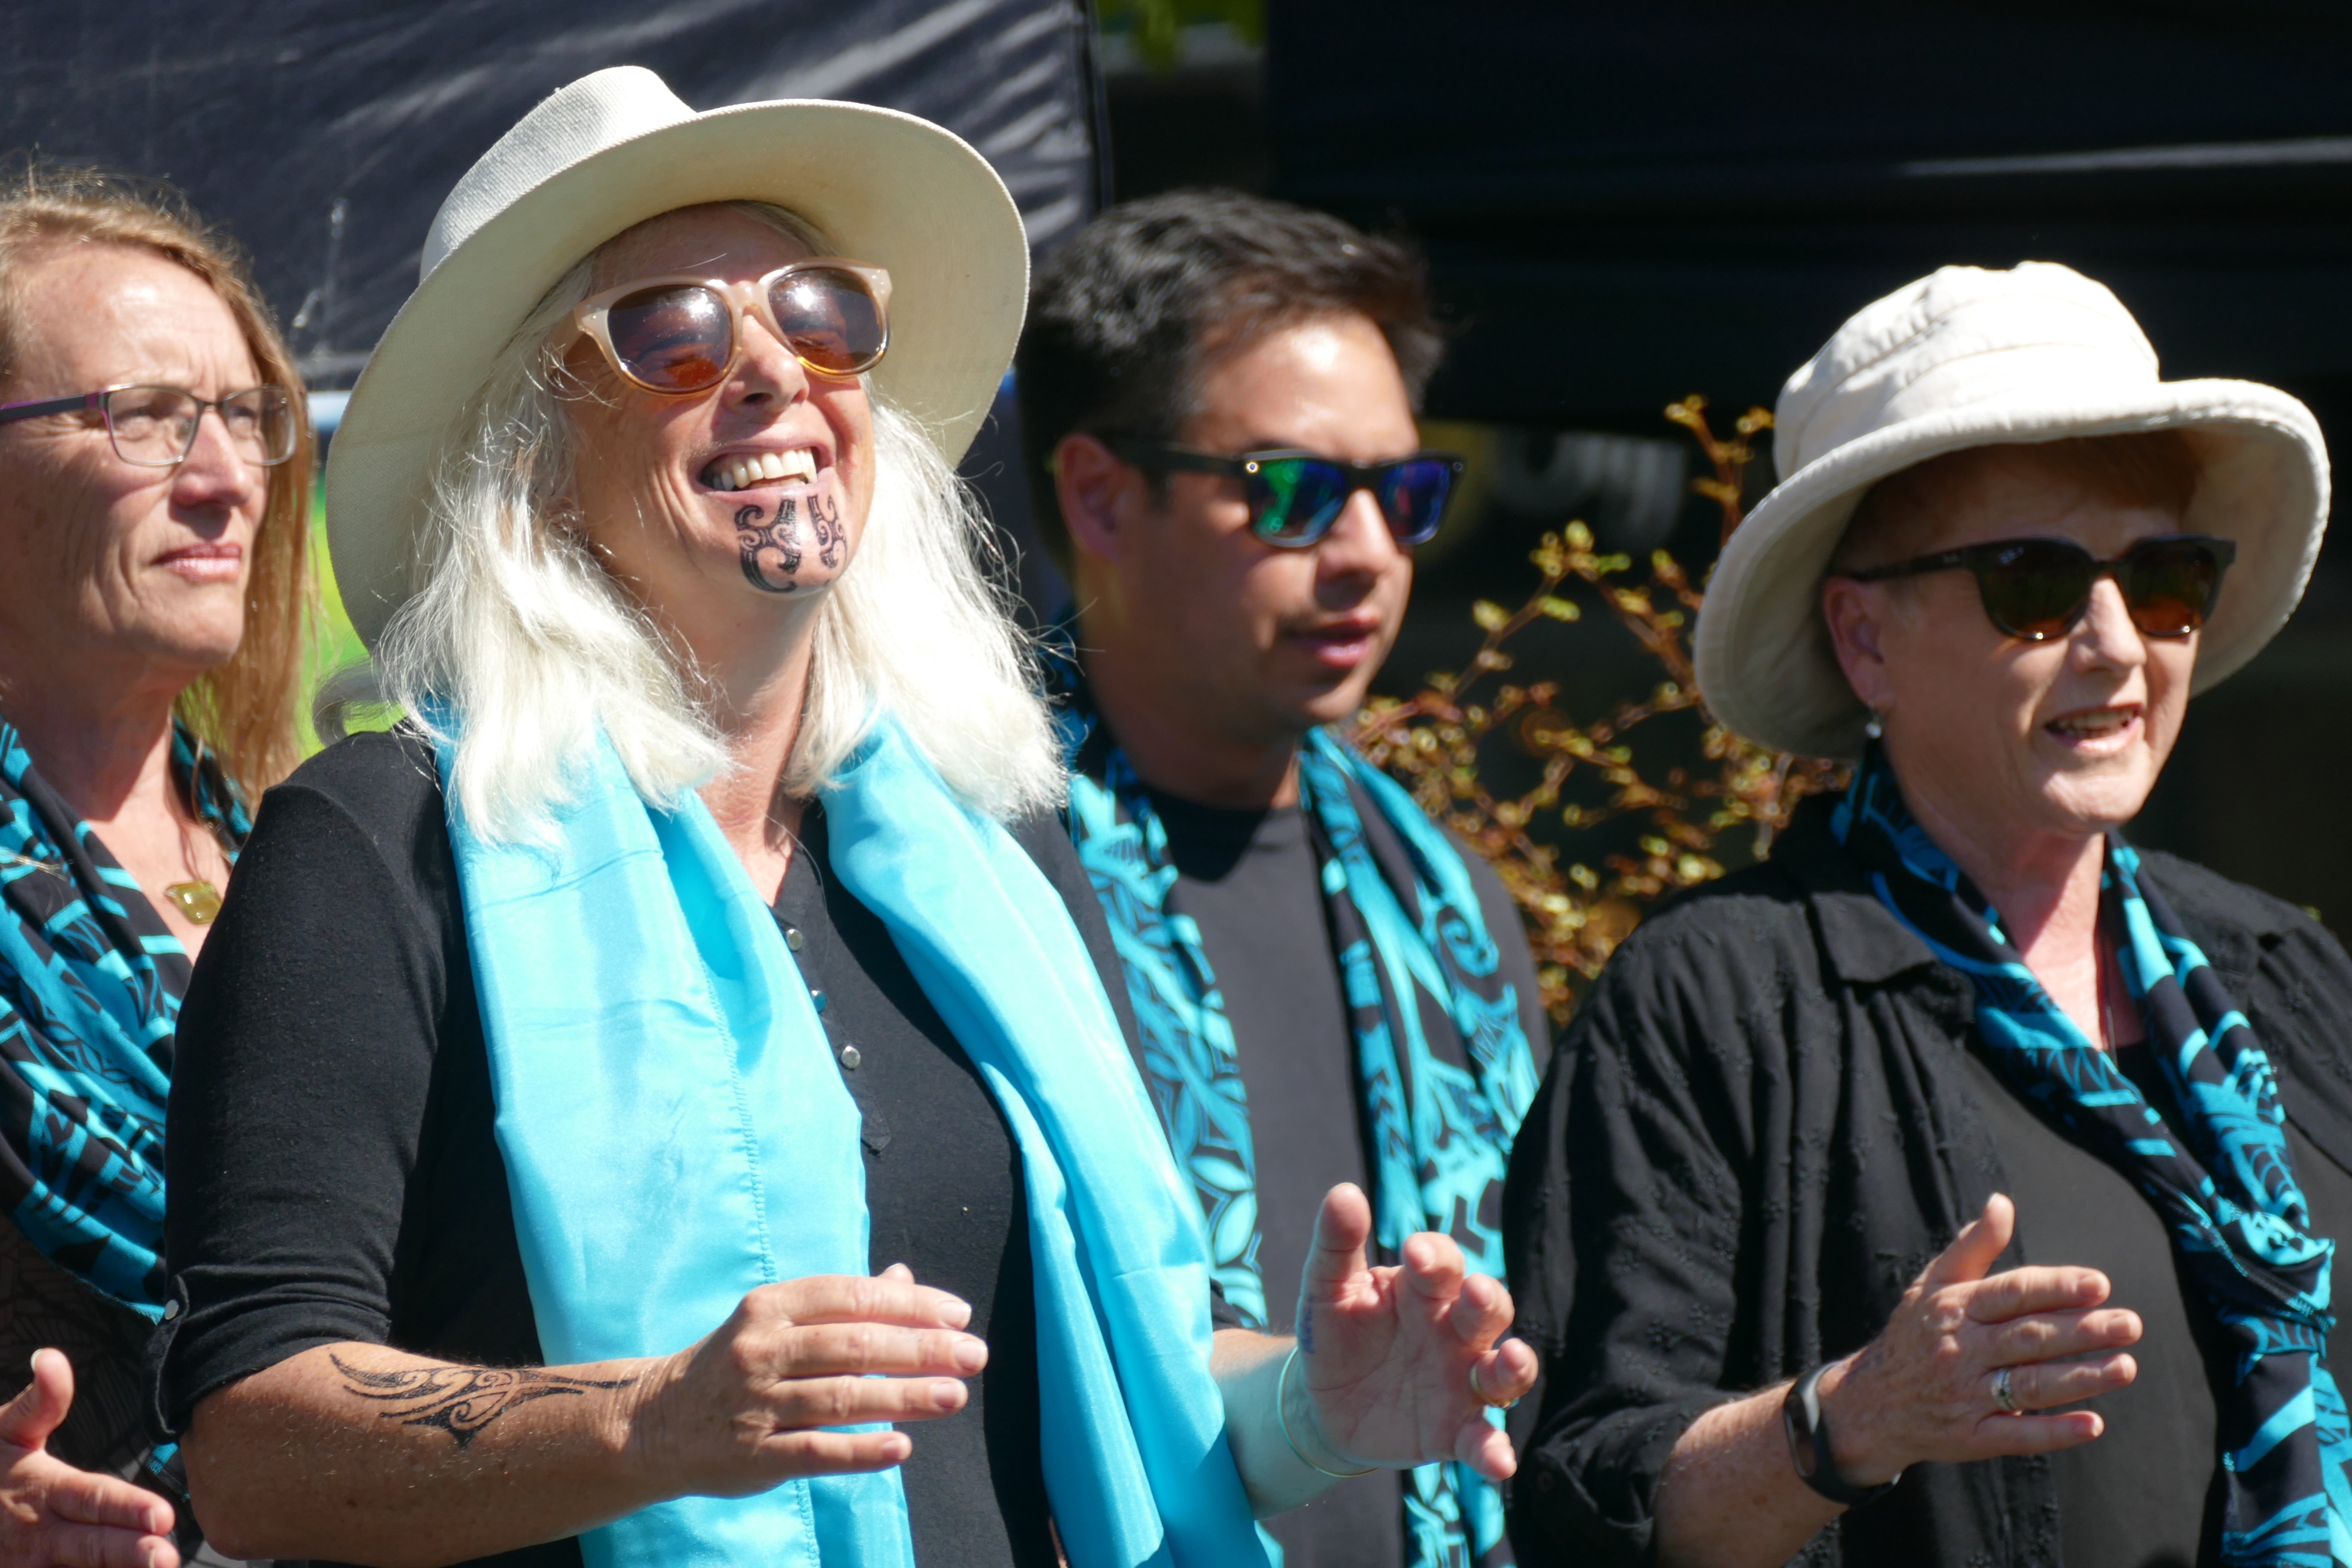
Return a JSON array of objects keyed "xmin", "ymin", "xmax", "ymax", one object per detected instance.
[
  {"xmin": 1504, "ymin": 261, "xmax": 2352, "ymax": 1568},
  {"xmin": 143, "ymin": 65, "xmax": 1535, "ymax": 1568}
]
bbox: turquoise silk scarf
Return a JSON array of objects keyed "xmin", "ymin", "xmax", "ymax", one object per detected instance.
[
  {"xmin": 1051, "ymin": 658, "xmax": 1539, "ymax": 1568},
  {"xmin": 441, "ymin": 715, "xmax": 1270, "ymax": 1568}
]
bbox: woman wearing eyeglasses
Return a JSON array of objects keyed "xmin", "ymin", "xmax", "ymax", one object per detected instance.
[
  {"xmin": 1503, "ymin": 262, "xmax": 2352, "ymax": 1568},
  {"xmin": 152, "ymin": 69, "xmax": 1531, "ymax": 1568},
  {"xmin": 0, "ymin": 168, "xmax": 309, "ymax": 1568}
]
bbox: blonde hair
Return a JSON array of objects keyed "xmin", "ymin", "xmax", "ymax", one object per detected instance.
[
  {"xmin": 374, "ymin": 204, "xmax": 1061, "ymax": 839},
  {"xmin": 0, "ymin": 164, "xmax": 315, "ymax": 803}
]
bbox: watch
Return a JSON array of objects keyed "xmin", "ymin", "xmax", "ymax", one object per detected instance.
[{"xmin": 1781, "ymin": 1363, "xmax": 1902, "ymax": 1509}]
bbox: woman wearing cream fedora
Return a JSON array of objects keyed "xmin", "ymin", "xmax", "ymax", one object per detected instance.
[
  {"xmin": 1504, "ymin": 261, "xmax": 2352, "ymax": 1568},
  {"xmin": 146, "ymin": 67, "xmax": 1534, "ymax": 1568}
]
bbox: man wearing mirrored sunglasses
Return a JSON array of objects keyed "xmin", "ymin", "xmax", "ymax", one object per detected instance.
[{"xmin": 1018, "ymin": 190, "xmax": 1549, "ymax": 1568}]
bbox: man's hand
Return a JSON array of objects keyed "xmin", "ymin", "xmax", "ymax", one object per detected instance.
[
  {"xmin": 0, "ymin": 1348, "xmax": 178, "ymax": 1568},
  {"xmin": 1289, "ymin": 1183, "xmax": 1537, "ymax": 1482}
]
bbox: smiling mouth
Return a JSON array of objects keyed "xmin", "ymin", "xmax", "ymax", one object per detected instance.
[
  {"xmin": 2046, "ymin": 705, "xmax": 2140, "ymax": 741},
  {"xmin": 701, "ymin": 447, "xmax": 818, "ymax": 493}
]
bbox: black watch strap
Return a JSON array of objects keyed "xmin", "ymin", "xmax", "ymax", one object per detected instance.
[{"xmin": 1781, "ymin": 1363, "xmax": 1902, "ymax": 1509}]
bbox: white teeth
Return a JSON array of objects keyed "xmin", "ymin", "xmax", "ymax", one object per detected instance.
[
  {"xmin": 2051, "ymin": 707, "xmax": 2131, "ymax": 735},
  {"xmin": 701, "ymin": 448, "xmax": 819, "ymax": 492}
]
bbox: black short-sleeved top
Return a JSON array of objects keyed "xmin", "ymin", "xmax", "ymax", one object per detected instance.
[
  {"xmin": 1138, "ymin": 787, "xmax": 1551, "ymax": 1568},
  {"xmin": 156, "ymin": 728, "xmax": 1149, "ymax": 1568}
]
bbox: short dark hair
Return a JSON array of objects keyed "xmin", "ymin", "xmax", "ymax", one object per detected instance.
[{"xmin": 1015, "ymin": 189, "xmax": 1442, "ymax": 573}]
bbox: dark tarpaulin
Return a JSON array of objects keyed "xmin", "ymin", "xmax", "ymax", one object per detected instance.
[
  {"xmin": 0, "ymin": 0, "xmax": 1102, "ymax": 388},
  {"xmin": 1266, "ymin": 0, "xmax": 2352, "ymax": 440},
  {"xmin": 0, "ymin": 0, "xmax": 1099, "ymax": 604},
  {"xmin": 1268, "ymin": 0, "xmax": 2352, "ymax": 962}
]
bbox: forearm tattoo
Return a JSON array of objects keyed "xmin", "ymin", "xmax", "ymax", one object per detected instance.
[
  {"xmin": 735, "ymin": 493, "xmax": 846, "ymax": 593},
  {"xmin": 329, "ymin": 1353, "xmax": 637, "ymax": 1449}
]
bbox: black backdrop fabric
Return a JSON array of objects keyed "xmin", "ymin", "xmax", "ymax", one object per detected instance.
[
  {"xmin": 1267, "ymin": 0, "xmax": 2352, "ymax": 437},
  {"xmin": 0, "ymin": 0, "xmax": 1103, "ymax": 390}
]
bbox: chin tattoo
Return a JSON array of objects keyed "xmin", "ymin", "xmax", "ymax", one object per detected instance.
[
  {"xmin": 735, "ymin": 494, "xmax": 848, "ymax": 594},
  {"xmin": 736, "ymin": 501, "xmax": 802, "ymax": 592},
  {"xmin": 811, "ymin": 491, "xmax": 845, "ymax": 570}
]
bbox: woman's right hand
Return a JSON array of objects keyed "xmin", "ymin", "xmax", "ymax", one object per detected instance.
[
  {"xmin": 1819, "ymin": 1194, "xmax": 2141, "ymax": 1485},
  {"xmin": 0, "ymin": 1348, "xmax": 178, "ymax": 1568},
  {"xmin": 626, "ymin": 1264, "xmax": 987, "ymax": 1497}
]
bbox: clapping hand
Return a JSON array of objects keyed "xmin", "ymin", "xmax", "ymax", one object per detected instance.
[{"xmin": 1286, "ymin": 1183, "xmax": 1537, "ymax": 1479}]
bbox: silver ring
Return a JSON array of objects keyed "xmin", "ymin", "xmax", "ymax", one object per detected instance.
[{"xmin": 1992, "ymin": 1366, "xmax": 2019, "ymax": 1415}]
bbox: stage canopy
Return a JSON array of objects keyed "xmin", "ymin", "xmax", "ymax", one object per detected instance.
[{"xmin": 0, "ymin": 0, "xmax": 1103, "ymax": 390}]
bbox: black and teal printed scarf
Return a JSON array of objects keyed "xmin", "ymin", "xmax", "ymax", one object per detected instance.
[
  {"xmin": 1051, "ymin": 655, "xmax": 1539, "ymax": 1568},
  {"xmin": 1835, "ymin": 743, "xmax": 2348, "ymax": 1565},
  {"xmin": 0, "ymin": 718, "xmax": 246, "ymax": 1314}
]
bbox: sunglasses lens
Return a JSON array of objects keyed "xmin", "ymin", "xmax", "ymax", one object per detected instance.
[
  {"xmin": 2122, "ymin": 538, "xmax": 2227, "ymax": 637},
  {"xmin": 772, "ymin": 269, "xmax": 887, "ymax": 375},
  {"xmin": 1248, "ymin": 458, "xmax": 1351, "ymax": 546},
  {"xmin": 1975, "ymin": 541, "xmax": 2097, "ymax": 640},
  {"xmin": 1381, "ymin": 459, "xmax": 1457, "ymax": 546},
  {"xmin": 605, "ymin": 285, "xmax": 733, "ymax": 392}
]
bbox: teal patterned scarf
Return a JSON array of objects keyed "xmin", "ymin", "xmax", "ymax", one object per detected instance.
[
  {"xmin": 0, "ymin": 718, "xmax": 247, "ymax": 1311},
  {"xmin": 1052, "ymin": 655, "xmax": 1539, "ymax": 1568},
  {"xmin": 1836, "ymin": 742, "xmax": 2348, "ymax": 1566}
]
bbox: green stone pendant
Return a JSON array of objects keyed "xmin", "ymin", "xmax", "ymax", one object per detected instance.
[{"xmin": 162, "ymin": 880, "xmax": 223, "ymax": 924}]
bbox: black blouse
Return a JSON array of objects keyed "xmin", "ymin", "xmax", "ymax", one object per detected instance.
[
  {"xmin": 155, "ymin": 728, "xmax": 1148, "ymax": 1568},
  {"xmin": 1502, "ymin": 794, "xmax": 2352, "ymax": 1568}
]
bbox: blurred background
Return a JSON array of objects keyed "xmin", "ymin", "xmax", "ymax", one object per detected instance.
[{"xmin": 6, "ymin": 0, "xmax": 2348, "ymax": 919}]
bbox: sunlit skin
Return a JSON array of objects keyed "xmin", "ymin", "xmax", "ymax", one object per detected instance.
[
  {"xmin": 1055, "ymin": 310, "xmax": 1419, "ymax": 807},
  {"xmin": 564, "ymin": 204, "xmax": 876, "ymax": 896},
  {"xmin": 1653, "ymin": 444, "xmax": 2195, "ymax": 1568},
  {"xmin": 1820, "ymin": 444, "xmax": 2196, "ymax": 1042},
  {"xmin": 0, "ymin": 245, "xmax": 266, "ymax": 959}
]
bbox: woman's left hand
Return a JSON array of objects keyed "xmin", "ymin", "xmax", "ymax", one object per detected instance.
[
  {"xmin": 1289, "ymin": 1182, "xmax": 1537, "ymax": 1481},
  {"xmin": 0, "ymin": 1349, "xmax": 178, "ymax": 1568}
]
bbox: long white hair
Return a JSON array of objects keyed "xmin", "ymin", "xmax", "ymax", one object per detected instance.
[{"xmin": 371, "ymin": 207, "xmax": 1063, "ymax": 840}]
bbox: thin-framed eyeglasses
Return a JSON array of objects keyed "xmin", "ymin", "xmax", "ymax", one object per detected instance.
[
  {"xmin": 571, "ymin": 260, "xmax": 893, "ymax": 396},
  {"xmin": 1836, "ymin": 533, "xmax": 2236, "ymax": 642},
  {"xmin": 0, "ymin": 384, "xmax": 297, "ymax": 468},
  {"xmin": 1105, "ymin": 436, "xmax": 1466, "ymax": 549}
]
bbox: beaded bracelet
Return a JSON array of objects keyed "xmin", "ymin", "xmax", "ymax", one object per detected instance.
[{"xmin": 1277, "ymin": 1344, "xmax": 1379, "ymax": 1479}]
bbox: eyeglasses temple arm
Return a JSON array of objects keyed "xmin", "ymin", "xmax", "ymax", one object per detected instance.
[
  {"xmin": 1102, "ymin": 438, "xmax": 1247, "ymax": 478},
  {"xmin": 1841, "ymin": 548, "xmax": 1975, "ymax": 584},
  {"xmin": 0, "ymin": 392, "xmax": 97, "ymax": 427}
]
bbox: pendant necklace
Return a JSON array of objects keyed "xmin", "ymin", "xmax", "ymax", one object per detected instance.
[{"xmin": 162, "ymin": 815, "xmax": 222, "ymax": 924}]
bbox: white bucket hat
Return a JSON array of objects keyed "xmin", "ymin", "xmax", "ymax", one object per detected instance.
[
  {"xmin": 1693, "ymin": 261, "xmax": 2329, "ymax": 760},
  {"xmin": 325, "ymin": 65, "xmax": 1029, "ymax": 648}
]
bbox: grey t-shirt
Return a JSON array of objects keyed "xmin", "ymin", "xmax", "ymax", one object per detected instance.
[{"xmin": 1142, "ymin": 787, "xmax": 1549, "ymax": 1568}]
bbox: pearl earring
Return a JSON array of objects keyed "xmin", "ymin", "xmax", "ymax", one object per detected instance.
[{"xmin": 1864, "ymin": 714, "xmax": 1884, "ymax": 739}]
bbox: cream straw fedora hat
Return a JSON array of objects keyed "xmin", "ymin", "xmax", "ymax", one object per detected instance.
[
  {"xmin": 1694, "ymin": 261, "xmax": 2329, "ymax": 760},
  {"xmin": 326, "ymin": 65, "xmax": 1028, "ymax": 648}
]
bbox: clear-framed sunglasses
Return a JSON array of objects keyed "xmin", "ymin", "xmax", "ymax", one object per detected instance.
[
  {"xmin": 0, "ymin": 384, "xmax": 298, "ymax": 468},
  {"xmin": 571, "ymin": 260, "xmax": 893, "ymax": 395}
]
